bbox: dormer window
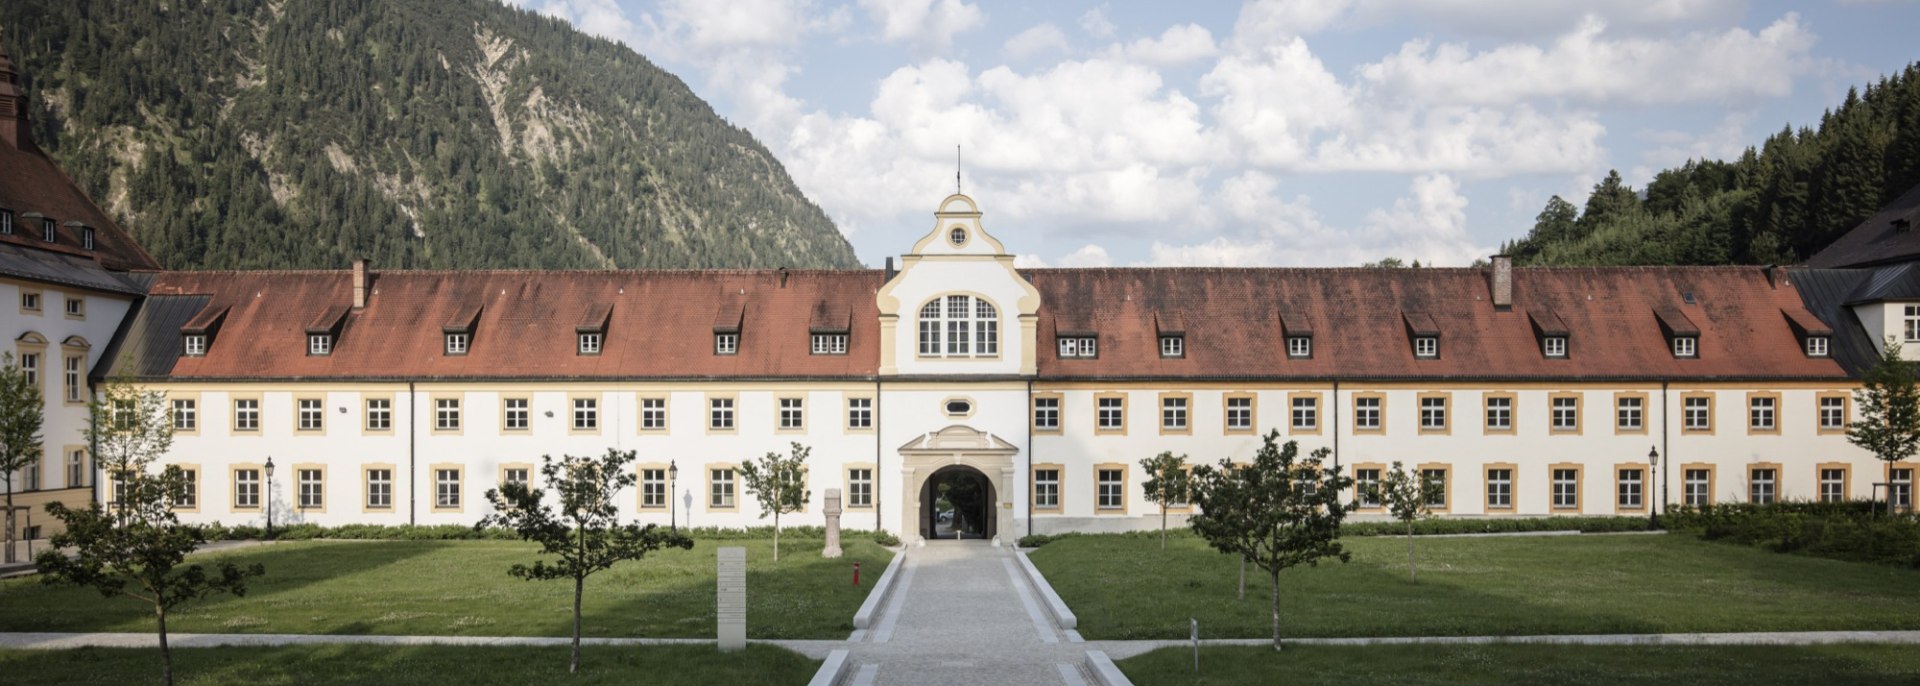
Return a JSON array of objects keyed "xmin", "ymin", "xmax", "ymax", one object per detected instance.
[
  {"xmin": 811, "ymin": 333, "xmax": 847, "ymax": 355},
  {"xmin": 1286, "ymin": 336, "xmax": 1311, "ymax": 359},
  {"xmin": 183, "ymin": 335, "xmax": 207, "ymax": 357},
  {"xmin": 1058, "ymin": 336, "xmax": 1097, "ymax": 358},
  {"xmin": 715, "ymin": 333, "xmax": 738, "ymax": 355},
  {"xmin": 1414, "ymin": 336, "xmax": 1438, "ymax": 358},
  {"xmin": 575, "ymin": 302, "xmax": 611, "ymax": 357},
  {"xmin": 442, "ymin": 303, "xmax": 481, "ymax": 357},
  {"xmin": 1543, "ymin": 336, "xmax": 1567, "ymax": 358},
  {"xmin": 41, "ymin": 218, "xmax": 55, "ymax": 243},
  {"xmin": 1159, "ymin": 335, "xmax": 1184, "ymax": 358},
  {"xmin": 0, "ymin": 209, "xmax": 12, "ymax": 234},
  {"xmin": 1672, "ymin": 336, "xmax": 1697, "ymax": 358},
  {"xmin": 308, "ymin": 334, "xmax": 332, "ymax": 356},
  {"xmin": 1805, "ymin": 336, "xmax": 1829, "ymax": 358},
  {"xmin": 82, "ymin": 227, "xmax": 94, "ymax": 250},
  {"xmin": 445, "ymin": 333, "xmax": 469, "ymax": 355},
  {"xmin": 180, "ymin": 305, "xmax": 228, "ymax": 358},
  {"xmin": 578, "ymin": 332, "xmax": 602, "ymax": 355}
]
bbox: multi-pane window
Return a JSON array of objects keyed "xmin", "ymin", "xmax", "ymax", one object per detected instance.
[
  {"xmin": 308, "ymin": 334, "xmax": 332, "ymax": 356},
  {"xmin": 641, "ymin": 468, "xmax": 667, "ymax": 508},
  {"xmin": 172, "ymin": 399, "xmax": 197, "ymax": 431},
  {"xmin": 710, "ymin": 468, "xmax": 736, "ymax": 508},
  {"xmin": 368, "ymin": 470, "xmax": 395, "ymax": 507},
  {"xmin": 234, "ymin": 469, "xmax": 261, "ymax": 509},
  {"xmin": 1413, "ymin": 336, "xmax": 1438, "ymax": 358},
  {"xmin": 174, "ymin": 469, "xmax": 196, "ymax": 509},
  {"xmin": 715, "ymin": 333, "xmax": 739, "ymax": 355},
  {"xmin": 183, "ymin": 335, "xmax": 207, "ymax": 356},
  {"xmin": 1291, "ymin": 396, "xmax": 1317, "ymax": 430},
  {"xmin": 1226, "ymin": 396, "xmax": 1253, "ymax": 431},
  {"xmin": 366, "ymin": 398, "xmax": 392, "ymax": 431},
  {"xmin": 41, "ymin": 218, "xmax": 54, "ymax": 243},
  {"xmin": 779, "ymin": 397, "xmax": 804, "ymax": 429},
  {"xmin": 501, "ymin": 397, "xmax": 529, "ymax": 430},
  {"xmin": 20, "ymin": 291, "xmax": 38, "ymax": 311},
  {"xmin": 1892, "ymin": 468, "xmax": 1913, "ymax": 511},
  {"xmin": 0, "ymin": 209, "xmax": 9, "ymax": 234},
  {"xmin": 17, "ymin": 456, "xmax": 37, "ymax": 491},
  {"xmin": 1906, "ymin": 305, "xmax": 1920, "ymax": 342},
  {"xmin": 1159, "ymin": 335, "xmax": 1184, "ymax": 358},
  {"xmin": 1355, "ymin": 468, "xmax": 1382, "ymax": 508},
  {"xmin": 1616, "ymin": 396, "xmax": 1643, "ymax": 431},
  {"xmin": 1354, "ymin": 397, "xmax": 1381, "ymax": 430},
  {"xmin": 445, "ymin": 333, "xmax": 469, "ymax": 355},
  {"xmin": 234, "ymin": 398, "xmax": 260, "ymax": 431},
  {"xmin": 1034, "ymin": 396, "xmax": 1060, "ymax": 430},
  {"xmin": 1161, "ymin": 396, "xmax": 1188, "ymax": 431},
  {"xmin": 1485, "ymin": 396, "xmax": 1512, "ymax": 431},
  {"xmin": 298, "ymin": 398, "xmax": 324, "ymax": 431},
  {"xmin": 1819, "ymin": 468, "xmax": 1846, "ymax": 503},
  {"xmin": 1551, "ymin": 396, "xmax": 1579, "ymax": 431},
  {"xmin": 82, "ymin": 227, "xmax": 94, "ymax": 250},
  {"xmin": 64, "ymin": 356, "xmax": 82, "ymax": 402},
  {"xmin": 1097, "ymin": 468, "xmax": 1124, "ymax": 510},
  {"xmin": 1820, "ymin": 397, "xmax": 1847, "ymax": 430},
  {"xmin": 19, "ymin": 352, "xmax": 36, "ymax": 386},
  {"xmin": 1034, "ymin": 469, "xmax": 1060, "ymax": 509},
  {"xmin": 811, "ymin": 334, "xmax": 848, "ymax": 355},
  {"xmin": 1057, "ymin": 336, "xmax": 1098, "ymax": 358},
  {"xmin": 1543, "ymin": 336, "xmax": 1567, "ymax": 358},
  {"xmin": 1419, "ymin": 397, "xmax": 1447, "ymax": 431},
  {"xmin": 1420, "ymin": 468, "xmax": 1447, "ymax": 508},
  {"xmin": 849, "ymin": 468, "xmax": 873, "ymax": 507},
  {"xmin": 710, "ymin": 398, "xmax": 735, "ymax": 430},
  {"xmin": 1684, "ymin": 396, "xmax": 1711, "ymax": 431},
  {"xmin": 504, "ymin": 468, "xmax": 529, "ymax": 487},
  {"xmin": 847, "ymin": 397, "xmax": 872, "ymax": 429},
  {"xmin": 1487, "ymin": 468, "xmax": 1513, "ymax": 509},
  {"xmin": 1749, "ymin": 396, "xmax": 1777, "ymax": 431},
  {"xmin": 435, "ymin": 398, "xmax": 461, "ymax": 431},
  {"xmin": 298, "ymin": 469, "xmax": 324, "ymax": 509},
  {"xmin": 573, "ymin": 397, "xmax": 599, "ymax": 430},
  {"xmin": 436, "ymin": 468, "xmax": 462, "ymax": 508},
  {"xmin": 1684, "ymin": 469, "xmax": 1710, "ymax": 507},
  {"xmin": 1096, "ymin": 397, "xmax": 1124, "ymax": 431},
  {"xmin": 1750, "ymin": 468, "xmax": 1777, "ymax": 504},
  {"xmin": 1672, "ymin": 336, "xmax": 1697, "ymax": 358},
  {"xmin": 1552, "ymin": 468, "xmax": 1579, "ymax": 509},
  {"xmin": 642, "ymin": 398, "xmax": 668, "ymax": 430},
  {"xmin": 578, "ymin": 332, "xmax": 602, "ymax": 355},
  {"xmin": 1805, "ymin": 336, "xmax": 1829, "ymax": 357},
  {"xmin": 1618, "ymin": 468, "xmax": 1643, "ymax": 509},
  {"xmin": 64, "ymin": 297, "xmax": 82, "ymax": 317},
  {"xmin": 918, "ymin": 295, "xmax": 998, "ymax": 356},
  {"xmin": 1287, "ymin": 336, "xmax": 1311, "ymax": 358},
  {"xmin": 66, "ymin": 450, "xmax": 86, "ymax": 488}
]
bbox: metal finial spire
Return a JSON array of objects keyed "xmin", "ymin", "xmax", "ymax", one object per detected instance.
[{"xmin": 956, "ymin": 145, "xmax": 962, "ymax": 195}]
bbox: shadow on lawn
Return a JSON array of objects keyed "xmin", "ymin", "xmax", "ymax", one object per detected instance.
[{"xmin": 578, "ymin": 537, "xmax": 892, "ymax": 640}]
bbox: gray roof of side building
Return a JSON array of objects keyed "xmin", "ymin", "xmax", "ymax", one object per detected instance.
[
  {"xmin": 0, "ymin": 241, "xmax": 147, "ymax": 295},
  {"xmin": 1789, "ymin": 267, "xmax": 1884, "ymax": 376},
  {"xmin": 1806, "ymin": 182, "xmax": 1920, "ymax": 269},
  {"xmin": 93, "ymin": 293, "xmax": 207, "ymax": 380}
]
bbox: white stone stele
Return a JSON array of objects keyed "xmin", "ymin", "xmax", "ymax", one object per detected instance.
[
  {"xmin": 717, "ymin": 546, "xmax": 746, "ymax": 652},
  {"xmin": 822, "ymin": 487, "xmax": 843, "ymax": 559}
]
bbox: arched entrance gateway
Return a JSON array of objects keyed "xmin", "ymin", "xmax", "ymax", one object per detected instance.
[{"xmin": 898, "ymin": 426, "xmax": 1020, "ymax": 544}]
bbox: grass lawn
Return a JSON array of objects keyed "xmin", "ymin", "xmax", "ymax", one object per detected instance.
[
  {"xmin": 0, "ymin": 644, "xmax": 818, "ymax": 685},
  {"xmin": 0, "ymin": 537, "xmax": 890, "ymax": 639},
  {"xmin": 1028, "ymin": 532, "xmax": 1920, "ymax": 640},
  {"xmin": 1118, "ymin": 644, "xmax": 1920, "ymax": 685}
]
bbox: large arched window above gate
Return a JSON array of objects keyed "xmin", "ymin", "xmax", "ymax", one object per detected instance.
[{"xmin": 917, "ymin": 294, "xmax": 999, "ymax": 357}]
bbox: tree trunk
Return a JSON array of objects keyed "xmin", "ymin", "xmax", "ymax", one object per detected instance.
[
  {"xmin": 1269, "ymin": 568, "xmax": 1282, "ymax": 652},
  {"xmin": 1237, "ymin": 557, "xmax": 1245, "ymax": 601},
  {"xmin": 570, "ymin": 575, "xmax": 583, "ymax": 673},
  {"xmin": 1407, "ymin": 519, "xmax": 1417, "ymax": 584},
  {"xmin": 773, "ymin": 509, "xmax": 781, "ymax": 562},
  {"xmin": 3, "ymin": 485, "xmax": 14, "ymax": 564},
  {"xmin": 156, "ymin": 602, "xmax": 174, "ymax": 686},
  {"xmin": 1160, "ymin": 506, "xmax": 1167, "ymax": 550}
]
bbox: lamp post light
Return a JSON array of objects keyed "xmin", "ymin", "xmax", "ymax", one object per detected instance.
[
  {"xmin": 669, "ymin": 460, "xmax": 679, "ymax": 533},
  {"xmin": 264, "ymin": 456, "xmax": 276, "ymax": 540},
  {"xmin": 1647, "ymin": 446, "xmax": 1661, "ymax": 529}
]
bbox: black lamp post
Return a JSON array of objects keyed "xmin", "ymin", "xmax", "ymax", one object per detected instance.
[
  {"xmin": 264, "ymin": 456, "xmax": 276, "ymax": 540},
  {"xmin": 1647, "ymin": 445, "xmax": 1661, "ymax": 529},
  {"xmin": 669, "ymin": 460, "xmax": 679, "ymax": 534}
]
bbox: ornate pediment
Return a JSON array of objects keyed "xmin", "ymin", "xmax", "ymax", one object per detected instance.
[{"xmin": 897, "ymin": 424, "xmax": 1019, "ymax": 454}]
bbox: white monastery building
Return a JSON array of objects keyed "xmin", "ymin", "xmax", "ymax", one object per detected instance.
[{"xmin": 3, "ymin": 34, "xmax": 1918, "ymax": 545}]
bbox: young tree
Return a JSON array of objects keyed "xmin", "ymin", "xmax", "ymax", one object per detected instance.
[
  {"xmin": 739, "ymin": 442, "xmax": 812, "ymax": 561},
  {"xmin": 0, "ymin": 353, "xmax": 44, "ymax": 564},
  {"xmin": 37, "ymin": 378, "xmax": 261, "ymax": 686},
  {"xmin": 1849, "ymin": 338, "xmax": 1920, "ymax": 513},
  {"xmin": 478, "ymin": 448, "xmax": 693, "ymax": 674},
  {"xmin": 1139, "ymin": 452, "xmax": 1190, "ymax": 550},
  {"xmin": 1378, "ymin": 461, "xmax": 1439, "ymax": 583},
  {"xmin": 1188, "ymin": 430, "xmax": 1355, "ymax": 651}
]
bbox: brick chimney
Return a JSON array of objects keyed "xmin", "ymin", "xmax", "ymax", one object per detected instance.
[
  {"xmin": 1490, "ymin": 255, "xmax": 1513, "ymax": 309},
  {"xmin": 352, "ymin": 258, "xmax": 370, "ymax": 309},
  {"xmin": 0, "ymin": 26, "xmax": 32, "ymax": 151}
]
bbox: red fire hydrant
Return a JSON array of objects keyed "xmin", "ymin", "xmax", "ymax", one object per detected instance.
[{"xmin": 854, "ymin": 562, "xmax": 861, "ymax": 586}]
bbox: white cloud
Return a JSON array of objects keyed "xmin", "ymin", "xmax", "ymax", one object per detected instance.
[
  {"xmin": 1078, "ymin": 7, "xmax": 1117, "ymax": 38},
  {"xmin": 858, "ymin": 0, "xmax": 986, "ymax": 55},
  {"xmin": 1003, "ymin": 23, "xmax": 1070, "ymax": 60},
  {"xmin": 1629, "ymin": 113, "xmax": 1752, "ymax": 184},
  {"xmin": 1058, "ymin": 244, "xmax": 1113, "ymax": 267},
  {"xmin": 1228, "ymin": 0, "xmax": 1352, "ymax": 47},
  {"xmin": 1146, "ymin": 173, "xmax": 1489, "ymax": 267},
  {"xmin": 1120, "ymin": 24, "xmax": 1218, "ymax": 66},
  {"xmin": 1199, "ymin": 37, "xmax": 1353, "ymax": 167},
  {"xmin": 1345, "ymin": 0, "xmax": 1747, "ymax": 39}
]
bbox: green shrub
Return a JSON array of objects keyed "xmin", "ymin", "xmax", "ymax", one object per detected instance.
[
  {"xmin": 1664, "ymin": 500, "xmax": 1920, "ymax": 568},
  {"xmin": 871, "ymin": 529, "xmax": 900, "ymax": 547},
  {"xmin": 1341, "ymin": 516, "xmax": 1652, "ymax": 537}
]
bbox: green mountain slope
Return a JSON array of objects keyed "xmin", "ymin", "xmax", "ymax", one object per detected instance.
[
  {"xmin": 1504, "ymin": 63, "xmax": 1920, "ymax": 267},
  {"xmin": 0, "ymin": 0, "xmax": 860, "ymax": 270}
]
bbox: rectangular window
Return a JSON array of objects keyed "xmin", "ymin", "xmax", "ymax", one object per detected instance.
[
  {"xmin": 975, "ymin": 298, "xmax": 998, "ymax": 355},
  {"xmin": 1096, "ymin": 396, "xmax": 1124, "ymax": 431},
  {"xmin": 297, "ymin": 398, "xmax": 324, "ymax": 431},
  {"xmin": 298, "ymin": 469, "xmax": 324, "ymax": 509},
  {"xmin": 174, "ymin": 469, "xmax": 197, "ymax": 509},
  {"xmin": 1552, "ymin": 468, "xmax": 1579, "ymax": 509},
  {"xmin": 64, "ymin": 356, "xmax": 82, "ymax": 403},
  {"xmin": 308, "ymin": 334, "xmax": 332, "ymax": 356},
  {"xmin": 1684, "ymin": 468, "xmax": 1711, "ymax": 507},
  {"xmin": 1543, "ymin": 336, "xmax": 1567, "ymax": 358},
  {"xmin": 849, "ymin": 468, "xmax": 873, "ymax": 507},
  {"xmin": 918, "ymin": 316, "xmax": 940, "ymax": 356},
  {"xmin": 1420, "ymin": 468, "xmax": 1447, "ymax": 509},
  {"xmin": 573, "ymin": 397, "xmax": 599, "ymax": 430},
  {"xmin": 1820, "ymin": 396, "xmax": 1847, "ymax": 431},
  {"xmin": 367, "ymin": 469, "xmax": 393, "ymax": 509},
  {"xmin": 1291, "ymin": 396, "xmax": 1318, "ymax": 431},
  {"xmin": 435, "ymin": 398, "xmax": 461, "ymax": 431},
  {"xmin": 1287, "ymin": 336, "xmax": 1311, "ymax": 358},
  {"xmin": 1892, "ymin": 468, "xmax": 1913, "ymax": 510},
  {"xmin": 183, "ymin": 335, "xmax": 207, "ymax": 356},
  {"xmin": 1485, "ymin": 396, "xmax": 1512, "ymax": 431},
  {"xmin": 715, "ymin": 333, "xmax": 739, "ymax": 355},
  {"xmin": 1551, "ymin": 396, "xmax": 1579, "ymax": 432},
  {"xmin": 1159, "ymin": 335, "xmax": 1184, "ymax": 358},
  {"xmin": 1684, "ymin": 396, "xmax": 1712, "ymax": 431},
  {"xmin": 1907, "ymin": 305, "xmax": 1920, "ymax": 342},
  {"xmin": 1226, "ymin": 396, "xmax": 1254, "ymax": 432},
  {"xmin": 578, "ymin": 332, "xmax": 602, "ymax": 355},
  {"xmin": 1820, "ymin": 468, "xmax": 1846, "ymax": 503},
  {"xmin": 503, "ymin": 397, "xmax": 530, "ymax": 430},
  {"xmin": 1749, "ymin": 396, "xmax": 1777, "ymax": 432},
  {"xmin": 0, "ymin": 209, "xmax": 10, "ymax": 234},
  {"xmin": 1161, "ymin": 396, "xmax": 1188, "ymax": 431},
  {"xmin": 234, "ymin": 469, "xmax": 261, "ymax": 509},
  {"xmin": 19, "ymin": 353, "xmax": 36, "ymax": 387},
  {"xmin": 17, "ymin": 456, "xmax": 38, "ymax": 491},
  {"xmin": 504, "ymin": 468, "xmax": 529, "ymax": 486},
  {"xmin": 1058, "ymin": 337, "xmax": 1098, "ymax": 358},
  {"xmin": 847, "ymin": 397, "xmax": 872, "ymax": 429},
  {"xmin": 82, "ymin": 227, "xmax": 94, "ymax": 250},
  {"xmin": 1034, "ymin": 396, "xmax": 1060, "ymax": 431},
  {"xmin": 641, "ymin": 468, "xmax": 667, "ymax": 508},
  {"xmin": 444, "ymin": 333, "xmax": 469, "ymax": 355},
  {"xmin": 20, "ymin": 291, "xmax": 38, "ymax": 312},
  {"xmin": 1355, "ymin": 468, "xmax": 1382, "ymax": 508},
  {"xmin": 64, "ymin": 297, "xmax": 83, "ymax": 318},
  {"xmin": 642, "ymin": 398, "xmax": 668, "ymax": 430},
  {"xmin": 1097, "ymin": 468, "xmax": 1124, "ymax": 510},
  {"xmin": 66, "ymin": 450, "xmax": 86, "ymax": 488},
  {"xmin": 1414, "ymin": 336, "xmax": 1438, "ymax": 358},
  {"xmin": 1419, "ymin": 396, "xmax": 1447, "ymax": 431},
  {"xmin": 41, "ymin": 218, "xmax": 55, "ymax": 243},
  {"xmin": 811, "ymin": 334, "xmax": 848, "ymax": 355},
  {"xmin": 1750, "ymin": 468, "xmax": 1777, "ymax": 504},
  {"xmin": 1034, "ymin": 468, "xmax": 1061, "ymax": 509},
  {"xmin": 436, "ymin": 468, "xmax": 462, "ymax": 509},
  {"xmin": 1354, "ymin": 396, "xmax": 1381, "ymax": 431},
  {"xmin": 1616, "ymin": 396, "xmax": 1643, "ymax": 431},
  {"xmin": 1673, "ymin": 336, "xmax": 1698, "ymax": 358},
  {"xmin": 778, "ymin": 397, "xmax": 804, "ymax": 429},
  {"xmin": 366, "ymin": 398, "xmax": 392, "ymax": 431},
  {"xmin": 1618, "ymin": 468, "xmax": 1643, "ymax": 509},
  {"xmin": 1806, "ymin": 336, "xmax": 1829, "ymax": 357},
  {"xmin": 234, "ymin": 398, "xmax": 260, "ymax": 432},
  {"xmin": 710, "ymin": 468, "xmax": 736, "ymax": 508},
  {"xmin": 1487, "ymin": 468, "xmax": 1513, "ymax": 509},
  {"xmin": 710, "ymin": 398, "xmax": 735, "ymax": 430},
  {"xmin": 172, "ymin": 399, "xmax": 197, "ymax": 431}
]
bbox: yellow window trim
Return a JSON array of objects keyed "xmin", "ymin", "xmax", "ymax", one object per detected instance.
[
  {"xmin": 1416, "ymin": 392, "xmax": 1451, "ymax": 436},
  {"xmin": 1287, "ymin": 391, "xmax": 1323, "ymax": 435},
  {"xmin": 1549, "ymin": 462, "xmax": 1584, "ymax": 513},
  {"xmin": 1094, "ymin": 392, "xmax": 1128, "ymax": 436},
  {"xmin": 1223, "ymin": 392, "xmax": 1258, "ymax": 435},
  {"xmin": 1093, "ymin": 462, "xmax": 1129, "ymax": 515},
  {"xmin": 705, "ymin": 462, "xmax": 740, "ymax": 512},
  {"xmin": 429, "ymin": 463, "xmax": 465, "ymax": 513},
  {"xmin": 1031, "ymin": 462, "xmax": 1065, "ymax": 514},
  {"xmin": 291, "ymin": 463, "xmax": 328, "ymax": 514},
  {"xmin": 361, "ymin": 463, "xmax": 398, "ymax": 514},
  {"xmin": 1481, "ymin": 391, "xmax": 1518, "ymax": 435},
  {"xmin": 1613, "ymin": 462, "xmax": 1650, "ymax": 514},
  {"xmin": 1158, "ymin": 391, "xmax": 1193, "ymax": 436},
  {"xmin": 1350, "ymin": 392, "xmax": 1385, "ymax": 435},
  {"xmin": 1612, "ymin": 391, "xmax": 1650, "ymax": 436},
  {"xmin": 1483, "ymin": 462, "xmax": 1519, "ymax": 512}
]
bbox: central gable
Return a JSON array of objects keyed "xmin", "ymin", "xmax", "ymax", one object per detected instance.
[{"xmin": 877, "ymin": 194, "xmax": 1041, "ymax": 376}]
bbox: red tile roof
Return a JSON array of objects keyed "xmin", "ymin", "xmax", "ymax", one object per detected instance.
[{"xmin": 0, "ymin": 141, "xmax": 162, "ymax": 272}]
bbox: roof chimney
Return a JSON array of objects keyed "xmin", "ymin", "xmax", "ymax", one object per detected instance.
[
  {"xmin": 0, "ymin": 26, "xmax": 33, "ymax": 151},
  {"xmin": 1490, "ymin": 255, "xmax": 1513, "ymax": 309},
  {"xmin": 885, "ymin": 256, "xmax": 896, "ymax": 282},
  {"xmin": 352, "ymin": 258, "xmax": 369, "ymax": 309}
]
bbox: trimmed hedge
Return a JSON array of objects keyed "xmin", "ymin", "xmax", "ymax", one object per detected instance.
[
  {"xmin": 1015, "ymin": 517, "xmax": 1652, "ymax": 549},
  {"xmin": 1663, "ymin": 500, "xmax": 1920, "ymax": 568},
  {"xmin": 191, "ymin": 522, "xmax": 899, "ymax": 545}
]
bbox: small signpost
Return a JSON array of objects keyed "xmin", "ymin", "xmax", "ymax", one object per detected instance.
[
  {"xmin": 717, "ymin": 547, "xmax": 747, "ymax": 652},
  {"xmin": 1191, "ymin": 616, "xmax": 1200, "ymax": 673}
]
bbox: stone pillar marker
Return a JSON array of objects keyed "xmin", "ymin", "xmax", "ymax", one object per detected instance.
[
  {"xmin": 823, "ymin": 488, "xmax": 844, "ymax": 559},
  {"xmin": 717, "ymin": 547, "xmax": 746, "ymax": 652}
]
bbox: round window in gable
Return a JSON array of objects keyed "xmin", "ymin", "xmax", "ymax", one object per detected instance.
[
  {"xmin": 944, "ymin": 398, "xmax": 973, "ymax": 417},
  {"xmin": 949, "ymin": 227, "xmax": 967, "ymax": 246}
]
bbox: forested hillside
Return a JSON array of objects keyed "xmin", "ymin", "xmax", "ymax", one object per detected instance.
[
  {"xmin": 1503, "ymin": 63, "xmax": 1920, "ymax": 266},
  {"xmin": 0, "ymin": 0, "xmax": 860, "ymax": 270}
]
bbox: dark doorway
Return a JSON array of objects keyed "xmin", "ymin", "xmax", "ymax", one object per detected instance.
[{"xmin": 921, "ymin": 466, "xmax": 995, "ymax": 540}]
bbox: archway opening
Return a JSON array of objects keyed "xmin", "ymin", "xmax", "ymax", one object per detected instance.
[{"xmin": 920, "ymin": 465, "xmax": 995, "ymax": 540}]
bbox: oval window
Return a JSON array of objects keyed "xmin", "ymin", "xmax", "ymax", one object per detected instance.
[
  {"xmin": 945, "ymin": 399, "xmax": 972, "ymax": 416},
  {"xmin": 950, "ymin": 227, "xmax": 966, "ymax": 246}
]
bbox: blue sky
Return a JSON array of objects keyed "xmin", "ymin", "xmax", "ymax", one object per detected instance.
[{"xmin": 509, "ymin": 0, "xmax": 1920, "ymax": 268}]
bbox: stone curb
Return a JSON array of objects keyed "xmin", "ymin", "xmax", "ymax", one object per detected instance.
[
  {"xmin": 1092, "ymin": 630, "xmax": 1920, "ymax": 652},
  {"xmin": 1084, "ymin": 650, "xmax": 1130, "ymax": 686},
  {"xmin": 851, "ymin": 549, "xmax": 907, "ymax": 630},
  {"xmin": 807, "ymin": 648, "xmax": 850, "ymax": 686},
  {"xmin": 1014, "ymin": 549, "xmax": 1076, "ymax": 630}
]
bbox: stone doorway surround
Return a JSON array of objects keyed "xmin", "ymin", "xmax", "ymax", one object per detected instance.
[{"xmin": 898, "ymin": 425, "xmax": 1019, "ymax": 546}]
